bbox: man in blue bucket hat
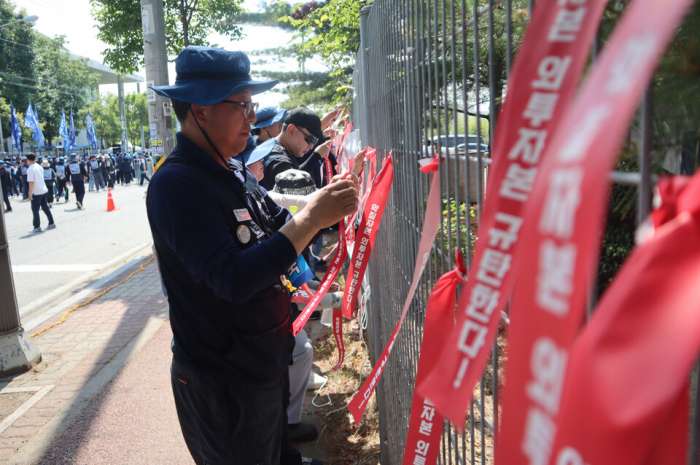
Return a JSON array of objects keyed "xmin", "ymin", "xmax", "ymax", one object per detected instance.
[
  {"xmin": 253, "ymin": 106, "xmax": 287, "ymax": 145},
  {"xmin": 146, "ymin": 46, "xmax": 358, "ymax": 465}
]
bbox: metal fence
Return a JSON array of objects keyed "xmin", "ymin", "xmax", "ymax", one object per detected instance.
[{"xmin": 351, "ymin": 1, "xmax": 700, "ymax": 464}]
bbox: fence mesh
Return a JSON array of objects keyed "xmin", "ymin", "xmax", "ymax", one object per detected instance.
[{"xmin": 351, "ymin": 1, "xmax": 700, "ymax": 464}]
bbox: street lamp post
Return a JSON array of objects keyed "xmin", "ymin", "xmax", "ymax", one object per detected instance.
[
  {"xmin": 0, "ymin": 13, "xmax": 42, "ymax": 375},
  {"xmin": 0, "ymin": 189, "xmax": 41, "ymax": 376}
]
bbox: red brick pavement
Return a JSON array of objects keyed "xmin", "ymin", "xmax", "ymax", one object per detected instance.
[{"xmin": 0, "ymin": 259, "xmax": 170, "ymax": 465}]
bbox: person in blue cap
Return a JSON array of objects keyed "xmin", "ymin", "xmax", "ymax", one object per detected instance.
[
  {"xmin": 253, "ymin": 106, "xmax": 287, "ymax": 145},
  {"xmin": 147, "ymin": 46, "xmax": 358, "ymax": 465}
]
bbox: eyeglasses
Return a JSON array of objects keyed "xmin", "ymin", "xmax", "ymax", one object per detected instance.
[
  {"xmin": 221, "ymin": 100, "xmax": 259, "ymax": 116},
  {"xmin": 297, "ymin": 126, "xmax": 318, "ymax": 147}
]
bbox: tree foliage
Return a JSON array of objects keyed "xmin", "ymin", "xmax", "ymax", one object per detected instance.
[
  {"xmin": 90, "ymin": 0, "xmax": 245, "ymax": 74},
  {"xmin": 0, "ymin": 1, "xmax": 99, "ymax": 150}
]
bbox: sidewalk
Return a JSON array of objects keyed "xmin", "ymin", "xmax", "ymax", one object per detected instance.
[{"xmin": 0, "ymin": 256, "xmax": 328, "ymax": 464}]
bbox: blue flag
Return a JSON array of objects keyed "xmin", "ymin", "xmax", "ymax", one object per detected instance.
[
  {"xmin": 24, "ymin": 103, "xmax": 44, "ymax": 148},
  {"xmin": 58, "ymin": 111, "xmax": 70, "ymax": 150},
  {"xmin": 9, "ymin": 104, "xmax": 21, "ymax": 151},
  {"xmin": 69, "ymin": 111, "xmax": 76, "ymax": 150},
  {"xmin": 85, "ymin": 113, "xmax": 98, "ymax": 149}
]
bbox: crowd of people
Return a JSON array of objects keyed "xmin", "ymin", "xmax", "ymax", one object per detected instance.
[
  {"xmin": 0, "ymin": 152, "xmax": 154, "ymax": 232},
  {"xmin": 147, "ymin": 47, "xmax": 358, "ymax": 465}
]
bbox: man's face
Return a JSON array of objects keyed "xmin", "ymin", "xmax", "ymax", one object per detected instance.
[
  {"xmin": 265, "ymin": 122, "xmax": 283, "ymax": 139},
  {"xmin": 190, "ymin": 90, "xmax": 255, "ymax": 158},
  {"xmin": 286, "ymin": 124, "xmax": 316, "ymax": 158}
]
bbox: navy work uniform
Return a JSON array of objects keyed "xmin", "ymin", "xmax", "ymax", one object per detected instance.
[
  {"xmin": 42, "ymin": 164, "xmax": 56, "ymax": 205},
  {"xmin": 147, "ymin": 133, "xmax": 298, "ymax": 465},
  {"xmin": 69, "ymin": 159, "xmax": 86, "ymax": 208},
  {"xmin": 55, "ymin": 161, "xmax": 69, "ymax": 202}
]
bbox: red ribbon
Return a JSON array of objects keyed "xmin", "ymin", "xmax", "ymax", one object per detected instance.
[
  {"xmin": 332, "ymin": 308, "xmax": 345, "ymax": 370},
  {"xmin": 401, "ymin": 250, "xmax": 466, "ymax": 465},
  {"xmin": 493, "ymin": 0, "xmax": 694, "ymax": 463},
  {"xmin": 291, "ymin": 158, "xmax": 349, "ymax": 336},
  {"xmin": 347, "ymin": 160, "xmax": 441, "ymax": 423},
  {"xmin": 546, "ymin": 173, "xmax": 700, "ymax": 465},
  {"xmin": 418, "ymin": 0, "xmax": 610, "ymax": 426},
  {"xmin": 341, "ymin": 153, "xmax": 394, "ymax": 320}
]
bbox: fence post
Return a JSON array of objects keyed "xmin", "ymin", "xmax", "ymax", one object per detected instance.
[{"xmin": 359, "ymin": 5, "xmax": 372, "ymax": 147}]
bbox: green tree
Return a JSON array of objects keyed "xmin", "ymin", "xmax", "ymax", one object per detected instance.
[
  {"xmin": 125, "ymin": 92, "xmax": 148, "ymax": 148},
  {"xmin": 32, "ymin": 34, "xmax": 99, "ymax": 146},
  {"xmin": 238, "ymin": 0, "xmax": 293, "ymax": 28},
  {"xmin": 81, "ymin": 95, "xmax": 121, "ymax": 148},
  {"xmin": 0, "ymin": 0, "xmax": 36, "ymax": 112},
  {"xmin": 90, "ymin": 0, "xmax": 245, "ymax": 74}
]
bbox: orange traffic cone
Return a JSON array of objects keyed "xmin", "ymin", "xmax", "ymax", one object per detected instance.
[{"xmin": 106, "ymin": 188, "xmax": 116, "ymax": 212}]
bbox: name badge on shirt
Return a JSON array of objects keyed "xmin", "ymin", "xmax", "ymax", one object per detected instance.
[{"xmin": 233, "ymin": 208, "xmax": 252, "ymax": 222}]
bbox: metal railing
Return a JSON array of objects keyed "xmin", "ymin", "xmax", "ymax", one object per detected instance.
[{"xmin": 351, "ymin": 1, "xmax": 700, "ymax": 464}]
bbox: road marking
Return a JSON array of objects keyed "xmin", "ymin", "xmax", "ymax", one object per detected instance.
[
  {"xmin": 0, "ymin": 385, "xmax": 54, "ymax": 435},
  {"xmin": 12, "ymin": 264, "xmax": 102, "ymax": 273}
]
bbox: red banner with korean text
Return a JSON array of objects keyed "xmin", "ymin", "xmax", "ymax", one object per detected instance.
[
  {"xmin": 292, "ymin": 218, "xmax": 347, "ymax": 336},
  {"xmin": 292, "ymin": 158, "xmax": 350, "ymax": 336},
  {"xmin": 348, "ymin": 157, "xmax": 441, "ymax": 423},
  {"xmin": 418, "ymin": 0, "xmax": 609, "ymax": 425},
  {"xmin": 494, "ymin": 1, "xmax": 694, "ymax": 463},
  {"xmin": 401, "ymin": 251, "xmax": 466, "ymax": 465},
  {"xmin": 341, "ymin": 154, "xmax": 394, "ymax": 319},
  {"xmin": 546, "ymin": 173, "xmax": 700, "ymax": 465}
]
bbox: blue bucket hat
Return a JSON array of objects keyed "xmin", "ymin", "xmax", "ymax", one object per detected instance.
[
  {"xmin": 150, "ymin": 46, "xmax": 278, "ymax": 105},
  {"xmin": 253, "ymin": 107, "xmax": 287, "ymax": 130},
  {"xmin": 245, "ymin": 138, "xmax": 277, "ymax": 167}
]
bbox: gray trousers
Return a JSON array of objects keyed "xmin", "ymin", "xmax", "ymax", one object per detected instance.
[{"xmin": 288, "ymin": 329, "xmax": 313, "ymax": 424}]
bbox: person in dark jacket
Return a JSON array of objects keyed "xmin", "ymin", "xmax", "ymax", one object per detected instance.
[
  {"xmin": 261, "ymin": 108, "xmax": 332, "ymax": 191},
  {"xmin": 148, "ymin": 46, "xmax": 357, "ymax": 465},
  {"xmin": 0, "ymin": 162, "xmax": 12, "ymax": 212}
]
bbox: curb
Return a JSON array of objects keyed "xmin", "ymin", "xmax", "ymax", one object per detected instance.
[{"xmin": 22, "ymin": 245, "xmax": 155, "ymax": 333}]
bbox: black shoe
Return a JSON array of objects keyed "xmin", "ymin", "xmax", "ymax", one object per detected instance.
[
  {"xmin": 288, "ymin": 422, "xmax": 319, "ymax": 443},
  {"xmin": 4, "ymin": 208, "xmax": 11, "ymax": 213},
  {"xmin": 46, "ymin": 224, "xmax": 56, "ymax": 230},
  {"xmin": 32, "ymin": 227, "xmax": 41, "ymax": 234}
]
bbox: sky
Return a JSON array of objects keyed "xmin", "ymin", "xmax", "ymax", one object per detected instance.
[{"xmin": 10, "ymin": 0, "xmax": 317, "ymax": 107}]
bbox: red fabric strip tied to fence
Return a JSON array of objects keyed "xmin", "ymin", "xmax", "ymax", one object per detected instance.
[
  {"xmin": 348, "ymin": 158, "xmax": 442, "ymax": 423},
  {"xmin": 292, "ymin": 157, "xmax": 350, "ymax": 336},
  {"xmin": 417, "ymin": 0, "xmax": 610, "ymax": 427},
  {"xmin": 493, "ymin": 0, "xmax": 695, "ymax": 463},
  {"xmin": 341, "ymin": 153, "xmax": 394, "ymax": 320},
  {"xmin": 401, "ymin": 250, "xmax": 466, "ymax": 465},
  {"xmin": 546, "ymin": 172, "xmax": 700, "ymax": 465}
]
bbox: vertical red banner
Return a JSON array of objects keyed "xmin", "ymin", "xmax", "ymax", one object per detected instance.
[
  {"xmin": 492, "ymin": 1, "xmax": 694, "ymax": 464},
  {"xmin": 418, "ymin": 0, "xmax": 610, "ymax": 426},
  {"xmin": 341, "ymin": 154, "xmax": 394, "ymax": 319}
]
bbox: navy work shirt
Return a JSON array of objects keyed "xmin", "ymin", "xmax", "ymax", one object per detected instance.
[{"xmin": 147, "ymin": 133, "xmax": 298, "ymax": 384}]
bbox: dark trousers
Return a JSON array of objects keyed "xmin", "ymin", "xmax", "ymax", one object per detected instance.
[
  {"xmin": 56, "ymin": 178, "xmax": 69, "ymax": 201},
  {"xmin": 2, "ymin": 185, "xmax": 10, "ymax": 211},
  {"xmin": 139, "ymin": 173, "xmax": 150, "ymax": 185},
  {"xmin": 73, "ymin": 179, "xmax": 85, "ymax": 205},
  {"xmin": 45, "ymin": 180, "xmax": 55, "ymax": 204},
  {"xmin": 31, "ymin": 193, "xmax": 54, "ymax": 229},
  {"xmin": 171, "ymin": 358, "xmax": 290, "ymax": 465}
]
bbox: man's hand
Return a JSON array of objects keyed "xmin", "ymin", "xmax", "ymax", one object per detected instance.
[
  {"xmin": 280, "ymin": 175, "xmax": 359, "ymax": 254},
  {"xmin": 315, "ymin": 140, "xmax": 333, "ymax": 159},
  {"xmin": 306, "ymin": 178, "xmax": 358, "ymax": 229},
  {"xmin": 321, "ymin": 107, "xmax": 343, "ymax": 130}
]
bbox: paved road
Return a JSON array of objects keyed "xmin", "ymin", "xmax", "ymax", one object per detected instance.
[{"xmin": 3, "ymin": 183, "xmax": 152, "ymax": 313}]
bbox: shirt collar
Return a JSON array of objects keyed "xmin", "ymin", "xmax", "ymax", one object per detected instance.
[{"xmin": 174, "ymin": 132, "xmax": 232, "ymax": 180}]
